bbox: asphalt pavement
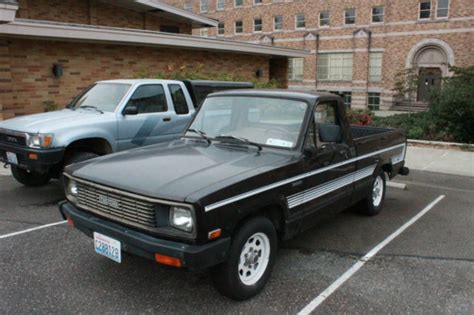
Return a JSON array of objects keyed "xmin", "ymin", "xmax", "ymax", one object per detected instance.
[{"xmin": 0, "ymin": 170, "xmax": 473, "ymax": 314}]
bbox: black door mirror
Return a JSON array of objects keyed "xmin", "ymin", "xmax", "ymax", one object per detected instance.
[{"xmin": 124, "ymin": 106, "xmax": 138, "ymax": 115}]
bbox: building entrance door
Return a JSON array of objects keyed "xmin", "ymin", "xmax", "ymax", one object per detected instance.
[{"xmin": 417, "ymin": 68, "xmax": 442, "ymax": 102}]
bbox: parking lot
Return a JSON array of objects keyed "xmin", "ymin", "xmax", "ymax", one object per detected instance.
[{"xmin": 0, "ymin": 168, "xmax": 473, "ymax": 314}]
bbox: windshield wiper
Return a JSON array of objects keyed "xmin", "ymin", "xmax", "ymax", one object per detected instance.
[
  {"xmin": 186, "ymin": 129, "xmax": 212, "ymax": 144},
  {"xmin": 215, "ymin": 135, "xmax": 262, "ymax": 151},
  {"xmin": 79, "ymin": 105, "xmax": 104, "ymax": 114}
]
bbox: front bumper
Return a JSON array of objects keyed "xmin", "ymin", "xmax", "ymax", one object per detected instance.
[
  {"xmin": 59, "ymin": 201, "xmax": 231, "ymax": 271},
  {"xmin": 0, "ymin": 142, "xmax": 64, "ymax": 172}
]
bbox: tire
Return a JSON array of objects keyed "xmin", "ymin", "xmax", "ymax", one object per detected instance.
[
  {"xmin": 211, "ymin": 216, "xmax": 278, "ymax": 300},
  {"xmin": 11, "ymin": 166, "xmax": 51, "ymax": 187},
  {"xmin": 358, "ymin": 169, "xmax": 386, "ymax": 216},
  {"xmin": 60, "ymin": 151, "xmax": 99, "ymax": 186}
]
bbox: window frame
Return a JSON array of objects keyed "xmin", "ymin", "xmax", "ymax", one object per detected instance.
[
  {"xmin": 368, "ymin": 52, "xmax": 383, "ymax": 82},
  {"xmin": 344, "ymin": 8, "xmax": 356, "ymax": 25},
  {"xmin": 168, "ymin": 84, "xmax": 190, "ymax": 115},
  {"xmin": 200, "ymin": 0, "xmax": 208, "ymax": 13},
  {"xmin": 288, "ymin": 58, "xmax": 304, "ymax": 81},
  {"xmin": 184, "ymin": 1, "xmax": 193, "ymax": 12},
  {"xmin": 317, "ymin": 53, "xmax": 353, "ymax": 81},
  {"xmin": 124, "ymin": 84, "xmax": 168, "ymax": 115},
  {"xmin": 274, "ymin": 15, "xmax": 283, "ymax": 31},
  {"xmin": 254, "ymin": 0, "xmax": 263, "ymax": 5},
  {"xmin": 234, "ymin": 0, "xmax": 243, "ymax": 8},
  {"xmin": 217, "ymin": 22, "xmax": 225, "ymax": 35},
  {"xmin": 235, "ymin": 20, "xmax": 243, "ymax": 34},
  {"xmin": 419, "ymin": 0, "xmax": 432, "ymax": 20},
  {"xmin": 368, "ymin": 92, "xmax": 381, "ymax": 110},
  {"xmin": 295, "ymin": 14, "xmax": 306, "ymax": 29},
  {"xmin": 436, "ymin": 0, "xmax": 450, "ymax": 19},
  {"xmin": 371, "ymin": 6, "xmax": 385, "ymax": 24},
  {"xmin": 216, "ymin": 0, "xmax": 225, "ymax": 11},
  {"xmin": 319, "ymin": 11, "xmax": 330, "ymax": 27},
  {"xmin": 254, "ymin": 18, "xmax": 263, "ymax": 32}
]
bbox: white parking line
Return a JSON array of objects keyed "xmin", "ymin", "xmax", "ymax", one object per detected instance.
[
  {"xmin": 0, "ymin": 220, "xmax": 67, "ymax": 240},
  {"xmin": 297, "ymin": 195, "xmax": 445, "ymax": 315}
]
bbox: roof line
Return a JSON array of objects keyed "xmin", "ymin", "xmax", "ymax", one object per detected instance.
[
  {"xmin": 136, "ymin": 0, "xmax": 218, "ymax": 27},
  {"xmin": 0, "ymin": 19, "xmax": 311, "ymax": 58}
]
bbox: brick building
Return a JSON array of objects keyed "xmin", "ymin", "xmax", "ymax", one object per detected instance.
[
  {"xmin": 0, "ymin": 0, "xmax": 308, "ymax": 120},
  {"xmin": 164, "ymin": 0, "xmax": 474, "ymax": 110}
]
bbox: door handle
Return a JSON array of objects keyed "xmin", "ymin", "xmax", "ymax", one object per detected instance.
[{"xmin": 163, "ymin": 116, "xmax": 171, "ymax": 122}]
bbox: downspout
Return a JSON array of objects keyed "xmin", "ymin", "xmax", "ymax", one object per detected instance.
[
  {"xmin": 314, "ymin": 33, "xmax": 320, "ymax": 90},
  {"xmin": 365, "ymin": 30, "xmax": 372, "ymax": 108}
]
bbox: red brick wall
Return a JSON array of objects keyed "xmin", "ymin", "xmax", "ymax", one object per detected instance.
[
  {"xmin": 0, "ymin": 39, "xmax": 270, "ymax": 119},
  {"xmin": 16, "ymin": 0, "xmax": 193, "ymax": 34}
]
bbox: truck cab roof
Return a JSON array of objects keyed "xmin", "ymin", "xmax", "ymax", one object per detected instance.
[{"xmin": 207, "ymin": 89, "xmax": 340, "ymax": 104}]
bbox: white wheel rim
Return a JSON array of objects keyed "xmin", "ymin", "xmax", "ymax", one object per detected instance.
[
  {"xmin": 372, "ymin": 175, "xmax": 384, "ymax": 207},
  {"xmin": 238, "ymin": 232, "xmax": 271, "ymax": 286}
]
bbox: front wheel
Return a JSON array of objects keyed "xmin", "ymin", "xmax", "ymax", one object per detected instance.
[
  {"xmin": 211, "ymin": 216, "xmax": 277, "ymax": 300},
  {"xmin": 11, "ymin": 166, "xmax": 51, "ymax": 187}
]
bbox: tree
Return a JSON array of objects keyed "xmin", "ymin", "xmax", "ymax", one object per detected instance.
[{"xmin": 392, "ymin": 67, "xmax": 419, "ymax": 107}]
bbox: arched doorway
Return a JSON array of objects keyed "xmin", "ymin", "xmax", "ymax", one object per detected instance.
[{"xmin": 414, "ymin": 46, "xmax": 447, "ymax": 102}]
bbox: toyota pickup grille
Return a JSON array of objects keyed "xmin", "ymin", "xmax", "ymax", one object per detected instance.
[
  {"xmin": 0, "ymin": 132, "xmax": 26, "ymax": 146},
  {"xmin": 76, "ymin": 181, "xmax": 157, "ymax": 230}
]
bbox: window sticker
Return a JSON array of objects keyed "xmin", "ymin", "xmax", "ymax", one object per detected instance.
[{"xmin": 266, "ymin": 138, "xmax": 293, "ymax": 148}]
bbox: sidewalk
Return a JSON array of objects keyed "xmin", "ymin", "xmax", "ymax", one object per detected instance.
[
  {"xmin": 405, "ymin": 146, "xmax": 474, "ymax": 177},
  {"xmin": 0, "ymin": 165, "xmax": 10, "ymax": 176}
]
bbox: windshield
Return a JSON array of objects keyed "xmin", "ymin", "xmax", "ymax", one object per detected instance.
[
  {"xmin": 187, "ymin": 96, "xmax": 308, "ymax": 149},
  {"xmin": 70, "ymin": 83, "xmax": 131, "ymax": 112}
]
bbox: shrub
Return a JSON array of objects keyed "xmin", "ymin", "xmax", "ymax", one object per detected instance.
[
  {"xmin": 346, "ymin": 109, "xmax": 374, "ymax": 126},
  {"xmin": 429, "ymin": 66, "xmax": 474, "ymax": 143}
]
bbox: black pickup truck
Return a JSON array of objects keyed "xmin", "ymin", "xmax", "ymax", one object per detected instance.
[{"xmin": 59, "ymin": 90, "xmax": 409, "ymax": 300}]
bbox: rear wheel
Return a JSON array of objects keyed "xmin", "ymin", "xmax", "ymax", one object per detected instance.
[
  {"xmin": 11, "ymin": 166, "xmax": 51, "ymax": 187},
  {"xmin": 358, "ymin": 169, "xmax": 386, "ymax": 216},
  {"xmin": 211, "ymin": 216, "xmax": 277, "ymax": 300}
]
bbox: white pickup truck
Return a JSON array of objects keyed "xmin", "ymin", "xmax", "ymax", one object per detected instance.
[{"xmin": 0, "ymin": 79, "xmax": 253, "ymax": 186}]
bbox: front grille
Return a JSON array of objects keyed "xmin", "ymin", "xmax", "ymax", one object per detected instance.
[
  {"xmin": 0, "ymin": 133, "xmax": 26, "ymax": 146},
  {"xmin": 76, "ymin": 181, "xmax": 157, "ymax": 229}
]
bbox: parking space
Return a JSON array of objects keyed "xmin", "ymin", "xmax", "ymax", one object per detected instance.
[{"xmin": 0, "ymin": 170, "xmax": 473, "ymax": 314}]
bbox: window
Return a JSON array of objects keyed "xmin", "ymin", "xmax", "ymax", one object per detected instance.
[
  {"xmin": 235, "ymin": 0, "xmax": 243, "ymax": 7},
  {"xmin": 274, "ymin": 15, "xmax": 283, "ymax": 31},
  {"xmin": 369, "ymin": 52, "xmax": 383, "ymax": 82},
  {"xmin": 330, "ymin": 91, "xmax": 352, "ymax": 109},
  {"xmin": 169, "ymin": 85, "xmax": 189, "ymax": 115},
  {"xmin": 254, "ymin": 18, "xmax": 262, "ymax": 32},
  {"xmin": 344, "ymin": 8, "xmax": 356, "ymax": 25},
  {"xmin": 319, "ymin": 11, "xmax": 330, "ymax": 27},
  {"xmin": 235, "ymin": 20, "xmax": 243, "ymax": 33},
  {"xmin": 295, "ymin": 14, "xmax": 305, "ymax": 29},
  {"xmin": 436, "ymin": 0, "xmax": 449, "ymax": 18},
  {"xmin": 200, "ymin": 0, "xmax": 208, "ymax": 13},
  {"xmin": 126, "ymin": 85, "xmax": 167, "ymax": 114},
  {"xmin": 372, "ymin": 6, "xmax": 384, "ymax": 23},
  {"xmin": 199, "ymin": 28, "xmax": 209, "ymax": 37},
  {"xmin": 160, "ymin": 25, "xmax": 180, "ymax": 33},
  {"xmin": 184, "ymin": 1, "xmax": 193, "ymax": 12},
  {"xmin": 289, "ymin": 58, "xmax": 304, "ymax": 81},
  {"xmin": 254, "ymin": 0, "xmax": 262, "ymax": 4},
  {"xmin": 314, "ymin": 102, "xmax": 342, "ymax": 145},
  {"xmin": 71, "ymin": 83, "xmax": 131, "ymax": 113},
  {"xmin": 218, "ymin": 22, "xmax": 225, "ymax": 35},
  {"xmin": 216, "ymin": 0, "xmax": 225, "ymax": 10},
  {"xmin": 318, "ymin": 53, "xmax": 353, "ymax": 81},
  {"xmin": 419, "ymin": 0, "xmax": 431, "ymax": 19},
  {"xmin": 368, "ymin": 93, "xmax": 381, "ymax": 110}
]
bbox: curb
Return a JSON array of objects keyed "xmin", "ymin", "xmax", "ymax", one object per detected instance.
[
  {"xmin": 408, "ymin": 139, "xmax": 474, "ymax": 148},
  {"xmin": 387, "ymin": 181, "xmax": 407, "ymax": 190}
]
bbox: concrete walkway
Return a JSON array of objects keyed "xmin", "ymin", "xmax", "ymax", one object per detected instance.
[
  {"xmin": 405, "ymin": 146, "xmax": 474, "ymax": 177},
  {"xmin": 0, "ymin": 166, "xmax": 10, "ymax": 176}
]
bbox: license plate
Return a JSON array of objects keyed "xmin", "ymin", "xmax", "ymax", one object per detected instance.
[
  {"xmin": 6, "ymin": 152, "xmax": 18, "ymax": 165},
  {"xmin": 94, "ymin": 232, "xmax": 121, "ymax": 263}
]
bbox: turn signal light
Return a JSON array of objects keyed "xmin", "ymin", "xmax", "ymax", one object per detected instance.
[
  {"xmin": 155, "ymin": 253, "xmax": 182, "ymax": 268},
  {"xmin": 28, "ymin": 153, "xmax": 38, "ymax": 160},
  {"xmin": 208, "ymin": 229, "xmax": 222, "ymax": 240}
]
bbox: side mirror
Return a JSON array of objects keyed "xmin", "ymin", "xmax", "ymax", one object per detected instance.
[{"xmin": 123, "ymin": 106, "xmax": 138, "ymax": 115}]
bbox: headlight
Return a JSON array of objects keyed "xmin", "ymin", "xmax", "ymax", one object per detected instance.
[
  {"xmin": 170, "ymin": 206, "xmax": 194, "ymax": 233},
  {"xmin": 65, "ymin": 179, "xmax": 78, "ymax": 203},
  {"xmin": 26, "ymin": 133, "xmax": 54, "ymax": 149}
]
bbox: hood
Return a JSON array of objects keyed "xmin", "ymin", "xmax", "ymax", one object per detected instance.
[
  {"xmin": 0, "ymin": 109, "xmax": 112, "ymax": 134},
  {"xmin": 68, "ymin": 140, "xmax": 293, "ymax": 202}
]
